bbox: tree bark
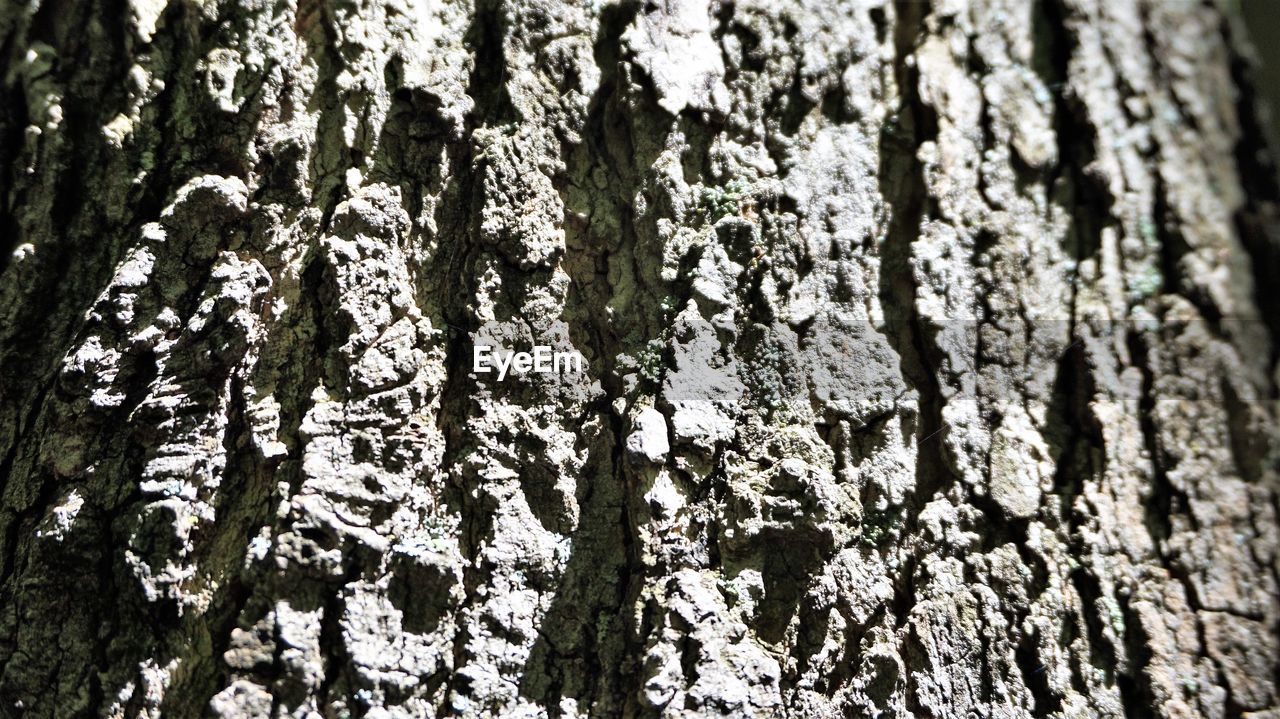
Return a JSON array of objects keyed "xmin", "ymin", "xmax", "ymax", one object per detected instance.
[{"xmin": 1, "ymin": 0, "xmax": 1279, "ymax": 716}]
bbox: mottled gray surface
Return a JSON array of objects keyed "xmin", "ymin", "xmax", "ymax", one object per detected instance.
[{"xmin": 1, "ymin": 0, "xmax": 1279, "ymax": 717}]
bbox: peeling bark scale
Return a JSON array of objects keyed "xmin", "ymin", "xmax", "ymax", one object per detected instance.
[{"xmin": 1, "ymin": 0, "xmax": 1279, "ymax": 717}]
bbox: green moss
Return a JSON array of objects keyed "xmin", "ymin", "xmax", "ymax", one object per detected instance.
[
  {"xmin": 1130, "ymin": 265, "xmax": 1163, "ymax": 300},
  {"xmin": 636, "ymin": 339, "xmax": 666, "ymax": 384},
  {"xmin": 859, "ymin": 506, "xmax": 903, "ymax": 547},
  {"xmin": 699, "ymin": 179, "xmax": 750, "ymax": 222},
  {"xmin": 1138, "ymin": 217, "xmax": 1158, "ymax": 247},
  {"xmin": 1103, "ymin": 596, "xmax": 1124, "ymax": 630},
  {"xmin": 659, "ymin": 294, "xmax": 679, "ymax": 320}
]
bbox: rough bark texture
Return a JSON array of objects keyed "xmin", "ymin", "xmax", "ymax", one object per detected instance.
[{"xmin": 1, "ymin": 0, "xmax": 1279, "ymax": 716}]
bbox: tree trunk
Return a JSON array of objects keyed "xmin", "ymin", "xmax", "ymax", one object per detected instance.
[{"xmin": 1, "ymin": 0, "xmax": 1278, "ymax": 716}]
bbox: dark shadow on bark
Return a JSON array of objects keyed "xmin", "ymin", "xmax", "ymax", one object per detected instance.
[{"xmin": 519, "ymin": 1, "xmax": 679, "ymax": 714}]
